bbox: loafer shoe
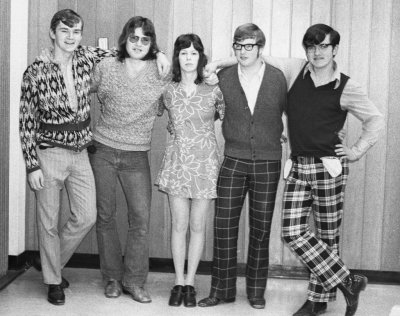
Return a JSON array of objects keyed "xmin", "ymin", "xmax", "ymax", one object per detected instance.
[
  {"xmin": 105, "ymin": 279, "xmax": 122, "ymax": 298},
  {"xmin": 338, "ymin": 273, "xmax": 368, "ymax": 316},
  {"xmin": 248, "ymin": 297, "xmax": 266, "ymax": 309},
  {"xmin": 123, "ymin": 284, "xmax": 152, "ymax": 303},
  {"xmin": 293, "ymin": 300, "xmax": 327, "ymax": 316},
  {"xmin": 168, "ymin": 285, "xmax": 184, "ymax": 306},
  {"xmin": 183, "ymin": 285, "xmax": 196, "ymax": 307},
  {"xmin": 198, "ymin": 296, "xmax": 235, "ymax": 307},
  {"xmin": 48, "ymin": 284, "xmax": 65, "ymax": 305}
]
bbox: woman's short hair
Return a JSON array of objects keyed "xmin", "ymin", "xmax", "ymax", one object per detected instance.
[
  {"xmin": 117, "ymin": 16, "xmax": 159, "ymax": 62},
  {"xmin": 302, "ymin": 24, "xmax": 340, "ymax": 48},
  {"xmin": 172, "ymin": 34, "xmax": 207, "ymax": 84},
  {"xmin": 50, "ymin": 9, "xmax": 84, "ymax": 33},
  {"xmin": 233, "ymin": 23, "xmax": 266, "ymax": 48}
]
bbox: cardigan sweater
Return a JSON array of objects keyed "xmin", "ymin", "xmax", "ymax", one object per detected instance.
[
  {"xmin": 217, "ymin": 63, "xmax": 286, "ymax": 160},
  {"xmin": 92, "ymin": 57, "xmax": 169, "ymax": 151},
  {"xmin": 287, "ymin": 69, "xmax": 349, "ymax": 157}
]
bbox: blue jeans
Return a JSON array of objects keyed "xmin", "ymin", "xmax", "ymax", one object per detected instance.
[
  {"xmin": 89, "ymin": 141, "xmax": 151, "ymax": 286},
  {"xmin": 36, "ymin": 147, "xmax": 97, "ymax": 285}
]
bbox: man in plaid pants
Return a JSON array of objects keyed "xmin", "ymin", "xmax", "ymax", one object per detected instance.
[
  {"xmin": 203, "ymin": 23, "xmax": 384, "ymax": 315},
  {"xmin": 278, "ymin": 24, "xmax": 384, "ymax": 316},
  {"xmin": 198, "ymin": 23, "xmax": 287, "ymax": 309}
]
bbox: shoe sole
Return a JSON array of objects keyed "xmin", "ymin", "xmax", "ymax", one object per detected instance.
[
  {"xmin": 105, "ymin": 293, "xmax": 121, "ymax": 298},
  {"xmin": 48, "ymin": 299, "xmax": 65, "ymax": 306},
  {"xmin": 198, "ymin": 298, "xmax": 235, "ymax": 307}
]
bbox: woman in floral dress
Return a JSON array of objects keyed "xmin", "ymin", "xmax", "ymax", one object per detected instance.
[{"xmin": 156, "ymin": 33, "xmax": 224, "ymax": 308}]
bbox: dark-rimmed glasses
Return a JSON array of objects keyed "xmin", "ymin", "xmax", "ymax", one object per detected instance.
[
  {"xmin": 306, "ymin": 43, "xmax": 333, "ymax": 53},
  {"xmin": 232, "ymin": 42, "xmax": 259, "ymax": 51},
  {"xmin": 128, "ymin": 35, "xmax": 151, "ymax": 46}
]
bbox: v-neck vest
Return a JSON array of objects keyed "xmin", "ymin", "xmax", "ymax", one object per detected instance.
[{"xmin": 287, "ymin": 66, "xmax": 349, "ymax": 157}]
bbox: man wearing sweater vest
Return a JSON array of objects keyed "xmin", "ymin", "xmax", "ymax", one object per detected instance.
[
  {"xmin": 278, "ymin": 24, "xmax": 383, "ymax": 316},
  {"xmin": 198, "ymin": 23, "xmax": 287, "ymax": 309},
  {"xmin": 203, "ymin": 23, "xmax": 383, "ymax": 316}
]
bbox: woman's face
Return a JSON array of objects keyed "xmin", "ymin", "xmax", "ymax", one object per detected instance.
[
  {"xmin": 125, "ymin": 27, "xmax": 151, "ymax": 60},
  {"xmin": 178, "ymin": 43, "xmax": 199, "ymax": 73}
]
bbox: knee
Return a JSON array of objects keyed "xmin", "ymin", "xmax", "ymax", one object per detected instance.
[
  {"xmin": 282, "ymin": 229, "xmax": 304, "ymax": 246},
  {"xmin": 172, "ymin": 218, "xmax": 188, "ymax": 234},
  {"xmin": 79, "ymin": 208, "xmax": 97, "ymax": 229},
  {"xmin": 190, "ymin": 220, "xmax": 206, "ymax": 234},
  {"xmin": 131, "ymin": 227, "xmax": 149, "ymax": 238},
  {"xmin": 251, "ymin": 229, "xmax": 270, "ymax": 243}
]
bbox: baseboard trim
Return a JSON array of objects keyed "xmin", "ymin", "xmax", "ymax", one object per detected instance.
[{"xmin": 8, "ymin": 251, "xmax": 400, "ymax": 285}]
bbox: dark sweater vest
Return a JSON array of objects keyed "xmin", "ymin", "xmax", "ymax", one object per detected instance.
[
  {"xmin": 218, "ymin": 64, "xmax": 286, "ymax": 160},
  {"xmin": 287, "ymin": 66, "xmax": 349, "ymax": 157}
]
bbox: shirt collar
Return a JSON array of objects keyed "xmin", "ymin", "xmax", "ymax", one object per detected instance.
[
  {"xmin": 303, "ymin": 60, "xmax": 341, "ymax": 89},
  {"xmin": 238, "ymin": 60, "xmax": 265, "ymax": 81}
]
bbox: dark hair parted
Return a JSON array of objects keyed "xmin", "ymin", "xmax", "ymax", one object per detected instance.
[
  {"xmin": 117, "ymin": 16, "xmax": 159, "ymax": 62},
  {"xmin": 233, "ymin": 23, "xmax": 266, "ymax": 48},
  {"xmin": 302, "ymin": 24, "xmax": 340, "ymax": 48},
  {"xmin": 172, "ymin": 34, "xmax": 207, "ymax": 84},
  {"xmin": 50, "ymin": 9, "xmax": 83, "ymax": 33}
]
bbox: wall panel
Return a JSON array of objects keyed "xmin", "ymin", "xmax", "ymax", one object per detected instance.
[
  {"xmin": 361, "ymin": 0, "xmax": 391, "ymax": 270},
  {"xmin": 341, "ymin": 0, "xmax": 372, "ymax": 269},
  {"xmin": 382, "ymin": 0, "xmax": 400, "ymax": 271}
]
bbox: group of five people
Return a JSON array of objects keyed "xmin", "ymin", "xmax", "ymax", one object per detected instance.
[{"xmin": 19, "ymin": 8, "xmax": 383, "ymax": 316}]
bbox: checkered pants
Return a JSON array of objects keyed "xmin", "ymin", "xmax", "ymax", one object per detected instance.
[
  {"xmin": 210, "ymin": 156, "xmax": 281, "ymax": 299},
  {"xmin": 282, "ymin": 156, "xmax": 350, "ymax": 302}
]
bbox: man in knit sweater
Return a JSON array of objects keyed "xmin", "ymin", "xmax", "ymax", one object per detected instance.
[
  {"xmin": 204, "ymin": 24, "xmax": 384, "ymax": 316},
  {"xmin": 198, "ymin": 23, "xmax": 287, "ymax": 309},
  {"xmin": 19, "ymin": 9, "xmax": 170, "ymax": 306}
]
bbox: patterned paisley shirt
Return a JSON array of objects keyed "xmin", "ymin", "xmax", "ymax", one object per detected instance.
[{"xmin": 19, "ymin": 46, "xmax": 115, "ymax": 173}]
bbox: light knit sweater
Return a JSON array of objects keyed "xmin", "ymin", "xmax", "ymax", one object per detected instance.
[{"xmin": 92, "ymin": 57, "xmax": 169, "ymax": 151}]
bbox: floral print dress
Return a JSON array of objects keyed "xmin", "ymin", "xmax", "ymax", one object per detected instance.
[{"xmin": 156, "ymin": 82, "xmax": 225, "ymax": 199}]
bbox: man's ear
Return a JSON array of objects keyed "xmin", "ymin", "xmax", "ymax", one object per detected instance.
[
  {"xmin": 257, "ymin": 46, "xmax": 264, "ymax": 58},
  {"xmin": 49, "ymin": 29, "xmax": 55, "ymax": 41},
  {"xmin": 333, "ymin": 45, "xmax": 339, "ymax": 57}
]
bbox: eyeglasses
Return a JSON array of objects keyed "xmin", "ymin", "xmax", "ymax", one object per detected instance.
[
  {"xmin": 128, "ymin": 35, "xmax": 151, "ymax": 45},
  {"xmin": 232, "ymin": 43, "xmax": 259, "ymax": 51},
  {"xmin": 306, "ymin": 43, "xmax": 333, "ymax": 53}
]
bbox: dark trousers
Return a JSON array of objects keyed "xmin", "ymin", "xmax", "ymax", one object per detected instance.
[
  {"xmin": 89, "ymin": 141, "xmax": 151, "ymax": 286},
  {"xmin": 210, "ymin": 156, "xmax": 281, "ymax": 299}
]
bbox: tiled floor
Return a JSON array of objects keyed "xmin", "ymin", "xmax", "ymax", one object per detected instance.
[{"xmin": 0, "ymin": 268, "xmax": 399, "ymax": 316}]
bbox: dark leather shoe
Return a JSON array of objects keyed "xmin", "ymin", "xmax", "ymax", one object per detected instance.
[
  {"xmin": 60, "ymin": 277, "xmax": 69, "ymax": 289},
  {"xmin": 48, "ymin": 284, "xmax": 65, "ymax": 305},
  {"xmin": 105, "ymin": 279, "xmax": 122, "ymax": 298},
  {"xmin": 122, "ymin": 284, "xmax": 152, "ymax": 303},
  {"xmin": 168, "ymin": 285, "xmax": 184, "ymax": 306},
  {"xmin": 338, "ymin": 273, "xmax": 368, "ymax": 316},
  {"xmin": 198, "ymin": 296, "xmax": 235, "ymax": 307},
  {"xmin": 248, "ymin": 297, "xmax": 266, "ymax": 309},
  {"xmin": 293, "ymin": 300, "xmax": 327, "ymax": 316},
  {"xmin": 183, "ymin": 285, "xmax": 196, "ymax": 307}
]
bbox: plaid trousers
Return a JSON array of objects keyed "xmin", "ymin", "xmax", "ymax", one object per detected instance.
[
  {"xmin": 282, "ymin": 156, "xmax": 350, "ymax": 302},
  {"xmin": 210, "ymin": 156, "xmax": 281, "ymax": 299}
]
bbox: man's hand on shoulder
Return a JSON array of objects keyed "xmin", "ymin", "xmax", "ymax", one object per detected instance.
[
  {"xmin": 37, "ymin": 47, "xmax": 55, "ymax": 63},
  {"xmin": 156, "ymin": 52, "xmax": 171, "ymax": 78},
  {"xmin": 28, "ymin": 169, "xmax": 45, "ymax": 191},
  {"xmin": 203, "ymin": 61, "xmax": 220, "ymax": 77}
]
